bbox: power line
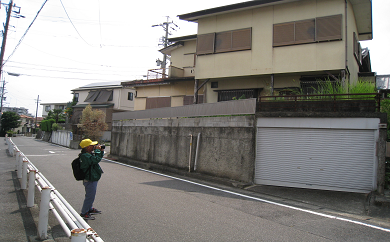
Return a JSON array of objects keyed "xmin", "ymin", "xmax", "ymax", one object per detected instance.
[
  {"xmin": 8, "ymin": 72, "xmax": 142, "ymax": 81},
  {"xmin": 7, "ymin": 60, "xmax": 150, "ymax": 71},
  {"xmin": 2, "ymin": 0, "xmax": 49, "ymax": 67},
  {"xmin": 59, "ymin": 0, "xmax": 98, "ymax": 47}
]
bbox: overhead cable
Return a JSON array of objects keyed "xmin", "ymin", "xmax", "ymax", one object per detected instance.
[{"xmin": 2, "ymin": 0, "xmax": 49, "ymax": 67}]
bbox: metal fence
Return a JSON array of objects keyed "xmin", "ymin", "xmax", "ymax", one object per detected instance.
[
  {"xmin": 113, "ymin": 98, "xmax": 257, "ymax": 121},
  {"xmin": 257, "ymin": 93, "xmax": 380, "ymax": 112},
  {"xmin": 6, "ymin": 136, "xmax": 104, "ymax": 242}
]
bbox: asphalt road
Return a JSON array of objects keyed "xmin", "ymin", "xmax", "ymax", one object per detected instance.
[{"xmin": 9, "ymin": 137, "xmax": 390, "ymax": 241}]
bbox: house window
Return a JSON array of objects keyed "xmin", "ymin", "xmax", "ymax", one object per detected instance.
[
  {"xmin": 58, "ymin": 105, "xmax": 64, "ymax": 110},
  {"xmin": 128, "ymin": 92, "xmax": 134, "ymax": 101},
  {"xmin": 45, "ymin": 106, "xmax": 51, "ymax": 112},
  {"xmin": 273, "ymin": 14, "xmax": 342, "ymax": 47},
  {"xmin": 216, "ymin": 89, "xmax": 260, "ymax": 102},
  {"xmin": 353, "ymin": 32, "xmax": 362, "ymax": 66},
  {"xmin": 211, "ymin": 82, "xmax": 218, "ymax": 88},
  {"xmin": 197, "ymin": 28, "xmax": 252, "ymax": 55},
  {"xmin": 74, "ymin": 93, "xmax": 79, "ymax": 102},
  {"xmin": 300, "ymin": 75, "xmax": 339, "ymax": 95},
  {"xmin": 196, "ymin": 33, "xmax": 215, "ymax": 55},
  {"xmin": 145, "ymin": 97, "xmax": 171, "ymax": 109}
]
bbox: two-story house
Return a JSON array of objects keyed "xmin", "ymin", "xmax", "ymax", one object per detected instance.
[
  {"xmin": 71, "ymin": 81, "xmax": 136, "ymax": 141},
  {"xmin": 41, "ymin": 102, "xmax": 68, "ymax": 118},
  {"xmin": 123, "ymin": 0, "xmax": 372, "ymax": 110}
]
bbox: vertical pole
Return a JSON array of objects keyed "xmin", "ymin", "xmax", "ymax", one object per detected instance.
[
  {"xmin": 15, "ymin": 150, "xmax": 20, "ymax": 170},
  {"xmin": 162, "ymin": 16, "xmax": 169, "ymax": 77},
  {"xmin": 17, "ymin": 155, "xmax": 23, "ymax": 179},
  {"xmin": 188, "ymin": 134, "xmax": 193, "ymax": 172},
  {"xmin": 21, "ymin": 159, "xmax": 28, "ymax": 189},
  {"xmin": 0, "ymin": 75, "xmax": 5, "ymax": 113},
  {"xmin": 71, "ymin": 229, "xmax": 87, "ymax": 242},
  {"xmin": 38, "ymin": 187, "xmax": 51, "ymax": 240},
  {"xmin": 193, "ymin": 79, "xmax": 199, "ymax": 104},
  {"xmin": 34, "ymin": 95, "xmax": 39, "ymax": 134},
  {"xmin": 194, "ymin": 133, "xmax": 201, "ymax": 171},
  {"xmin": 27, "ymin": 170, "xmax": 36, "ymax": 207},
  {"xmin": 0, "ymin": 0, "xmax": 13, "ymax": 84},
  {"xmin": 270, "ymin": 74, "xmax": 274, "ymax": 96}
]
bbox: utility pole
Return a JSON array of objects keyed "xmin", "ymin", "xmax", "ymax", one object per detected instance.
[
  {"xmin": 0, "ymin": 75, "xmax": 5, "ymax": 113},
  {"xmin": 34, "ymin": 95, "xmax": 40, "ymax": 134},
  {"xmin": 0, "ymin": 0, "xmax": 13, "ymax": 85},
  {"xmin": 152, "ymin": 16, "xmax": 179, "ymax": 77}
]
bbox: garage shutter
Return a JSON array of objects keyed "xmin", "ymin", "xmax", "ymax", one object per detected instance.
[{"xmin": 255, "ymin": 127, "xmax": 375, "ymax": 193}]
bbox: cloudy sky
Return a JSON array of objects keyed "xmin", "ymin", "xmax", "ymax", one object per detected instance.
[{"xmin": 0, "ymin": 0, "xmax": 388, "ymax": 116}]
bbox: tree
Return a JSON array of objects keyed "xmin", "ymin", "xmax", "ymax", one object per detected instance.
[
  {"xmin": 46, "ymin": 109, "xmax": 66, "ymax": 123},
  {"xmin": 77, "ymin": 104, "xmax": 108, "ymax": 141},
  {"xmin": 0, "ymin": 111, "xmax": 21, "ymax": 136}
]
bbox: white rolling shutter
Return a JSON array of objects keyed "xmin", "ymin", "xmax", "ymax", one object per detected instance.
[{"xmin": 255, "ymin": 127, "xmax": 376, "ymax": 193}]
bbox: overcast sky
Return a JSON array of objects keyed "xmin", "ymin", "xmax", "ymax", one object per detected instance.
[{"xmin": 0, "ymin": 0, "xmax": 388, "ymax": 117}]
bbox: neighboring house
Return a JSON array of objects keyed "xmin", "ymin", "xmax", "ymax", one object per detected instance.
[
  {"xmin": 70, "ymin": 81, "xmax": 136, "ymax": 141},
  {"xmin": 14, "ymin": 115, "xmax": 43, "ymax": 134},
  {"xmin": 123, "ymin": 0, "xmax": 373, "ymax": 110},
  {"xmin": 376, "ymin": 75, "xmax": 390, "ymax": 97},
  {"xmin": 41, "ymin": 102, "xmax": 68, "ymax": 118}
]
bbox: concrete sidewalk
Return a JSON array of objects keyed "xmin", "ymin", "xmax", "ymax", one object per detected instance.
[{"xmin": 0, "ymin": 140, "xmax": 37, "ymax": 241}]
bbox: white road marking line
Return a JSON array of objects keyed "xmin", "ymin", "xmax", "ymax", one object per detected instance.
[{"xmin": 104, "ymin": 158, "xmax": 390, "ymax": 233}]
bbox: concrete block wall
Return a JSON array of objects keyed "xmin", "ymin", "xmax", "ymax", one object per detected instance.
[{"xmin": 111, "ymin": 116, "xmax": 256, "ymax": 183}]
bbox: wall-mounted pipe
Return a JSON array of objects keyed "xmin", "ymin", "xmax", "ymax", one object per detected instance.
[
  {"xmin": 189, "ymin": 134, "xmax": 193, "ymax": 172},
  {"xmin": 194, "ymin": 133, "xmax": 201, "ymax": 171}
]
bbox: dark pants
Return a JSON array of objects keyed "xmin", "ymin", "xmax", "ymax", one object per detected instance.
[{"xmin": 81, "ymin": 180, "xmax": 98, "ymax": 214}]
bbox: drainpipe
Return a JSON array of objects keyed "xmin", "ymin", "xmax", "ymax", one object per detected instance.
[
  {"xmin": 194, "ymin": 133, "xmax": 201, "ymax": 171},
  {"xmin": 188, "ymin": 134, "xmax": 193, "ymax": 172},
  {"xmin": 344, "ymin": 0, "xmax": 348, "ymax": 87}
]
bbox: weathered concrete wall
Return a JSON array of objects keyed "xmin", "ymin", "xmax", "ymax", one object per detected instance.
[{"xmin": 111, "ymin": 116, "xmax": 256, "ymax": 183}]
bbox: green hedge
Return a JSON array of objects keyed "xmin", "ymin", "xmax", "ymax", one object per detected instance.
[{"xmin": 41, "ymin": 119, "xmax": 56, "ymax": 131}]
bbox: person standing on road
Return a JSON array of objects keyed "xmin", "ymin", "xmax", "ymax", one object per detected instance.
[{"xmin": 79, "ymin": 139, "xmax": 105, "ymax": 220}]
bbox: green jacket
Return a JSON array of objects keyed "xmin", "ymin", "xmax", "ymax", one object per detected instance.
[{"xmin": 80, "ymin": 149, "xmax": 104, "ymax": 181}]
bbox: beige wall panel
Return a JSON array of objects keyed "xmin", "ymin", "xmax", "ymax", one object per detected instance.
[
  {"xmin": 215, "ymin": 10, "xmax": 252, "ymax": 32},
  {"xmin": 316, "ymin": 0, "xmax": 344, "ymax": 17},
  {"xmin": 251, "ymin": 6, "xmax": 274, "ymax": 73},
  {"xmin": 171, "ymin": 96, "xmax": 184, "ymax": 107},
  {"xmin": 196, "ymin": 55, "xmax": 216, "ymax": 79},
  {"xmin": 184, "ymin": 67, "xmax": 195, "ymax": 77},
  {"xmin": 214, "ymin": 51, "xmax": 252, "ymax": 77},
  {"xmin": 159, "ymin": 85, "xmax": 174, "ymax": 97},
  {"xmin": 137, "ymin": 86, "xmax": 160, "ymax": 97},
  {"xmin": 273, "ymin": 0, "xmax": 316, "ymax": 23},
  {"xmin": 119, "ymin": 89, "xmax": 134, "ymax": 110},
  {"xmin": 170, "ymin": 40, "xmax": 196, "ymax": 69},
  {"xmin": 134, "ymin": 97, "xmax": 146, "ymax": 111},
  {"xmin": 273, "ymin": 44, "xmax": 317, "ymax": 73},
  {"xmin": 198, "ymin": 16, "xmax": 217, "ymax": 34},
  {"xmin": 315, "ymin": 42, "xmax": 345, "ymax": 70}
]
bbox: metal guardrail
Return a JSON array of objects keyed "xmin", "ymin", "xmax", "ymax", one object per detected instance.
[{"xmin": 6, "ymin": 135, "xmax": 104, "ymax": 242}]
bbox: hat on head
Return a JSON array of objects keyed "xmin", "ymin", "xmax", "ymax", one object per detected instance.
[{"xmin": 79, "ymin": 139, "xmax": 98, "ymax": 148}]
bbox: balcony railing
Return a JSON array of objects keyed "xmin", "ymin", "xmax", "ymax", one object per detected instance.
[
  {"xmin": 257, "ymin": 93, "xmax": 380, "ymax": 112},
  {"xmin": 147, "ymin": 68, "xmax": 168, "ymax": 80}
]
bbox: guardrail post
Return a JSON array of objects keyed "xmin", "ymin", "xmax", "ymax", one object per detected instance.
[
  {"xmin": 17, "ymin": 155, "xmax": 23, "ymax": 179},
  {"xmin": 27, "ymin": 170, "xmax": 36, "ymax": 207},
  {"xmin": 38, "ymin": 187, "xmax": 51, "ymax": 240},
  {"xmin": 21, "ymin": 160, "xmax": 28, "ymax": 189},
  {"xmin": 71, "ymin": 228, "xmax": 87, "ymax": 242},
  {"xmin": 15, "ymin": 150, "xmax": 20, "ymax": 170}
]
